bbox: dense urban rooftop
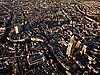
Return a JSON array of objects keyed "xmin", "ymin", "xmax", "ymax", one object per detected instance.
[{"xmin": 0, "ymin": 0, "xmax": 100, "ymax": 75}]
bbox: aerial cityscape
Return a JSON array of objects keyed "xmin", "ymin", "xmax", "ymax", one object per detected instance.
[{"xmin": 0, "ymin": 0, "xmax": 100, "ymax": 75}]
